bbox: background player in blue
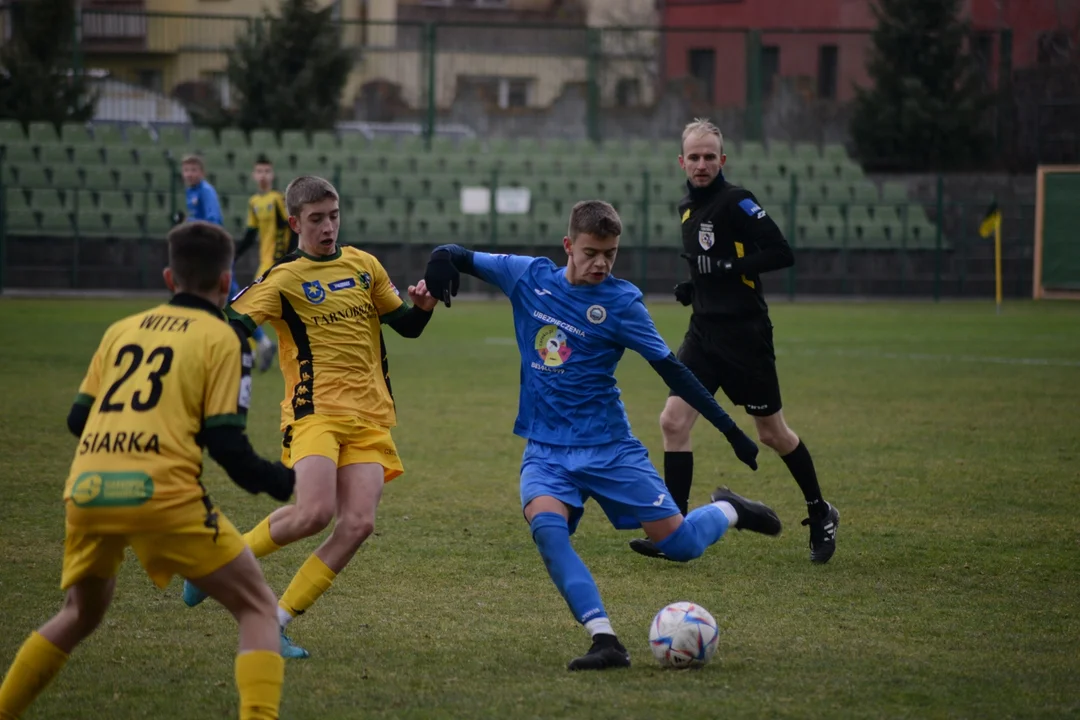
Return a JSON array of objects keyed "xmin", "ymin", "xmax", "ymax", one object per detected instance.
[
  {"xmin": 179, "ymin": 153, "xmax": 272, "ymax": 364},
  {"xmin": 423, "ymin": 200, "xmax": 782, "ymax": 671}
]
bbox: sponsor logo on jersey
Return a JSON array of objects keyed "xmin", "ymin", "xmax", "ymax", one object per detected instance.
[
  {"xmin": 357, "ymin": 272, "xmax": 372, "ymax": 290},
  {"xmin": 699, "ymin": 222, "xmax": 715, "ymax": 250},
  {"xmin": 302, "ymin": 280, "xmax": 326, "ymax": 304},
  {"xmin": 70, "ymin": 471, "xmax": 154, "ymax": 507},
  {"xmin": 534, "ymin": 324, "xmax": 572, "ymax": 367},
  {"xmin": 738, "ymin": 198, "xmax": 764, "ymax": 217},
  {"xmin": 586, "ymin": 305, "xmax": 607, "ymax": 324},
  {"xmin": 328, "ymin": 277, "xmax": 357, "ymax": 292}
]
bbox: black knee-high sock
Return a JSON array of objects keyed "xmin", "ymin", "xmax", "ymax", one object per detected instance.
[
  {"xmin": 663, "ymin": 451, "xmax": 694, "ymax": 516},
  {"xmin": 781, "ymin": 440, "xmax": 825, "ymax": 515}
]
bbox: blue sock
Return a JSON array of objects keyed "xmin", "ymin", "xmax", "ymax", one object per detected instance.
[
  {"xmin": 655, "ymin": 504, "xmax": 730, "ymax": 562},
  {"xmin": 253, "ymin": 326, "xmax": 266, "ymax": 342},
  {"xmin": 529, "ymin": 512, "xmax": 607, "ymax": 625}
]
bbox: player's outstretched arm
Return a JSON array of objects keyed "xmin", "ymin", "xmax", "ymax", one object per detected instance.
[
  {"xmin": 235, "ymin": 227, "xmax": 258, "ymax": 259},
  {"xmin": 203, "ymin": 427, "xmax": 295, "ymax": 501},
  {"xmin": 384, "ymin": 280, "xmax": 436, "ymax": 339},
  {"xmin": 424, "ymin": 244, "xmax": 475, "ymax": 307},
  {"xmin": 649, "ymin": 353, "xmax": 759, "ymax": 471}
]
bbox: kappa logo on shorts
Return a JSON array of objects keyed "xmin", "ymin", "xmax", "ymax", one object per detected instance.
[
  {"xmin": 586, "ymin": 305, "xmax": 607, "ymax": 324},
  {"xmin": 302, "ymin": 280, "xmax": 327, "ymax": 304},
  {"xmin": 699, "ymin": 222, "xmax": 715, "ymax": 250}
]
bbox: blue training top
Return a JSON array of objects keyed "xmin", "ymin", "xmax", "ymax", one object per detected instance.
[
  {"xmin": 473, "ymin": 252, "xmax": 672, "ymax": 447},
  {"xmin": 185, "ymin": 180, "xmax": 223, "ymax": 225}
]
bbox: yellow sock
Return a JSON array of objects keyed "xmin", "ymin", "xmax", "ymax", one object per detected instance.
[
  {"xmin": 244, "ymin": 517, "xmax": 283, "ymax": 559},
  {"xmin": 235, "ymin": 650, "xmax": 284, "ymax": 720},
  {"xmin": 0, "ymin": 632, "xmax": 69, "ymax": 720},
  {"xmin": 278, "ymin": 554, "xmax": 337, "ymax": 618}
]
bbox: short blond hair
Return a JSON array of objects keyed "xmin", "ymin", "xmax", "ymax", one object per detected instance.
[
  {"xmin": 285, "ymin": 175, "xmax": 339, "ymax": 216},
  {"xmin": 681, "ymin": 118, "xmax": 724, "ymax": 154},
  {"xmin": 180, "ymin": 154, "xmax": 204, "ymax": 171}
]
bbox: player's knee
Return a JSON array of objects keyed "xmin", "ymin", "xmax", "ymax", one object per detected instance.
[
  {"xmin": 60, "ymin": 595, "xmax": 106, "ymax": 637},
  {"xmin": 334, "ymin": 514, "xmax": 375, "ymax": 545},
  {"xmin": 654, "ymin": 522, "xmax": 706, "ymax": 563},
  {"xmin": 659, "ymin": 407, "xmax": 692, "ymax": 441},
  {"xmin": 294, "ymin": 503, "xmax": 335, "ymax": 537},
  {"xmin": 757, "ymin": 424, "xmax": 796, "ymax": 453}
]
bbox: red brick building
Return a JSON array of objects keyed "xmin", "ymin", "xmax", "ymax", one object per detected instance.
[{"xmin": 661, "ymin": 0, "xmax": 1080, "ymax": 107}]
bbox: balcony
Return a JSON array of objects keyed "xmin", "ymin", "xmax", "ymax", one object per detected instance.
[{"xmin": 81, "ymin": 0, "xmax": 148, "ymax": 52}]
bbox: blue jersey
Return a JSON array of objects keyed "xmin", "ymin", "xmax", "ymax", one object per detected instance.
[
  {"xmin": 185, "ymin": 180, "xmax": 223, "ymax": 225},
  {"xmin": 473, "ymin": 252, "xmax": 672, "ymax": 446}
]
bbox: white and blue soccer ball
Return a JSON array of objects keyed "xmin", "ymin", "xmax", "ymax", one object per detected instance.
[{"xmin": 648, "ymin": 601, "xmax": 720, "ymax": 669}]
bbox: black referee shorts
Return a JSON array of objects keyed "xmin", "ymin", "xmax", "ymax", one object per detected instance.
[{"xmin": 671, "ymin": 313, "xmax": 782, "ymax": 417}]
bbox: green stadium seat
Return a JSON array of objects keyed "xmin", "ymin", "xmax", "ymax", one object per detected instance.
[
  {"xmin": 367, "ymin": 136, "xmax": 398, "ymax": 154},
  {"xmin": 850, "ymin": 182, "xmax": 879, "ymax": 204},
  {"xmin": 822, "ymin": 143, "xmax": 849, "ymax": 162},
  {"xmin": 764, "ymin": 179, "xmax": 793, "ymax": 204},
  {"xmin": 215, "ymin": 172, "xmax": 247, "ymax": 194},
  {"xmin": 38, "ymin": 144, "xmax": 70, "ymax": 166},
  {"xmin": 7, "ymin": 189, "xmax": 32, "ymax": 211},
  {"xmin": 0, "ymin": 119, "xmax": 25, "ymax": 144},
  {"xmin": 457, "ymin": 138, "xmax": 483, "ymax": 155},
  {"xmin": 428, "ymin": 176, "xmax": 457, "ymax": 200},
  {"xmin": 110, "ymin": 146, "xmax": 140, "ymax": 165},
  {"xmin": 249, "ymin": 128, "xmax": 278, "ymax": 150},
  {"xmin": 771, "ymin": 206, "xmax": 790, "ymax": 235},
  {"xmin": 3, "ymin": 143, "xmax": 36, "ymax": 164},
  {"xmin": 356, "ymin": 215, "xmax": 402, "ymax": 243},
  {"xmin": 144, "ymin": 167, "xmax": 176, "ymax": 191},
  {"xmin": 793, "ymin": 143, "xmax": 820, "ymax": 162},
  {"xmin": 96, "ymin": 190, "xmax": 131, "ymax": 211},
  {"xmin": 91, "ymin": 123, "xmax": 124, "ymax": 145},
  {"xmin": 739, "ymin": 141, "xmax": 766, "ymax": 161},
  {"xmin": 881, "ymin": 181, "xmax": 909, "ymax": 206},
  {"xmin": 353, "ymin": 197, "xmax": 380, "ymax": 219},
  {"xmin": 109, "ymin": 210, "xmax": 145, "ymax": 238},
  {"xmin": 155, "ymin": 125, "xmax": 187, "ymax": 148},
  {"xmin": 382, "ymin": 198, "xmax": 407, "ymax": 220},
  {"xmin": 383, "ymin": 156, "xmax": 414, "ymax": 175},
  {"xmin": 219, "ymin": 128, "xmax": 247, "ymax": 148},
  {"xmin": 144, "ymin": 212, "xmax": 174, "ymax": 238},
  {"xmin": 411, "ymin": 197, "xmax": 444, "ymax": 219},
  {"xmin": 81, "ymin": 167, "xmax": 116, "ymax": 190},
  {"xmin": 17, "ymin": 165, "xmax": 51, "ymax": 189},
  {"xmin": 7, "ymin": 207, "xmax": 38, "ymax": 233},
  {"xmin": 125, "ymin": 124, "xmax": 156, "ymax": 146},
  {"xmin": 189, "ymin": 126, "xmax": 217, "ymax": 150},
  {"xmin": 310, "ymin": 131, "xmax": 337, "ymax": 151},
  {"xmin": 431, "ymin": 136, "xmax": 458, "ymax": 154},
  {"xmin": 60, "ymin": 123, "xmax": 94, "ymax": 146},
  {"xmin": 75, "ymin": 207, "xmax": 110, "ymax": 236},
  {"xmin": 486, "ymin": 138, "xmax": 514, "ymax": 155},
  {"xmin": 39, "ymin": 208, "xmax": 73, "ymax": 234},
  {"xmin": 73, "ymin": 145, "xmax": 104, "ymax": 166},
  {"xmin": 755, "ymin": 163, "xmax": 784, "ymax": 182},
  {"xmin": 31, "ymin": 188, "xmax": 65, "ymax": 211},
  {"xmin": 499, "ymin": 216, "xmax": 536, "ymax": 244},
  {"xmin": 799, "ymin": 181, "xmax": 828, "ymax": 205},
  {"xmin": 364, "ymin": 173, "xmax": 396, "ymax": 199},
  {"xmin": 337, "ymin": 171, "xmax": 364, "ymax": 196},
  {"xmin": 837, "ymin": 162, "xmax": 864, "ymax": 181},
  {"xmin": 339, "ymin": 132, "xmax": 367, "ymax": 152},
  {"xmin": 116, "ymin": 167, "xmax": 148, "ymax": 190},
  {"xmin": 28, "ymin": 122, "xmax": 58, "ymax": 145},
  {"xmin": 767, "ymin": 142, "xmax": 793, "ymax": 162}
]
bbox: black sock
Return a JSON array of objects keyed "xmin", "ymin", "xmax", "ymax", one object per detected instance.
[
  {"xmin": 663, "ymin": 451, "xmax": 694, "ymax": 516},
  {"xmin": 781, "ymin": 440, "xmax": 825, "ymax": 515}
]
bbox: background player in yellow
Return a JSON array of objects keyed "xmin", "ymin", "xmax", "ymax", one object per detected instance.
[
  {"xmin": 0, "ymin": 222, "xmax": 295, "ymax": 720},
  {"xmin": 236, "ymin": 155, "xmax": 295, "ymax": 373},
  {"xmin": 182, "ymin": 176, "xmax": 438, "ymax": 660}
]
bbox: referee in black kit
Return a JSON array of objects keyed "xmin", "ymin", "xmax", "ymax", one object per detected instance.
[{"xmin": 630, "ymin": 119, "xmax": 840, "ymax": 564}]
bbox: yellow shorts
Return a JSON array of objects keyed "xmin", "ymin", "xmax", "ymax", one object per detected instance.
[
  {"xmin": 60, "ymin": 510, "xmax": 246, "ymax": 590},
  {"xmin": 282, "ymin": 414, "xmax": 403, "ymax": 481}
]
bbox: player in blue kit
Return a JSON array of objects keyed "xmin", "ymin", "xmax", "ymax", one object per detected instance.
[{"xmin": 423, "ymin": 200, "xmax": 782, "ymax": 670}]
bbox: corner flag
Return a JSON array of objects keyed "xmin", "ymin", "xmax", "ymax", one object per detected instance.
[{"xmin": 979, "ymin": 201, "xmax": 1003, "ymax": 313}]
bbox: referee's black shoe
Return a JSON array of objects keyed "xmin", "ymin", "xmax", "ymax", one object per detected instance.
[
  {"xmin": 802, "ymin": 502, "xmax": 839, "ymax": 564},
  {"xmin": 710, "ymin": 486, "xmax": 782, "ymax": 536},
  {"xmin": 567, "ymin": 634, "xmax": 631, "ymax": 671}
]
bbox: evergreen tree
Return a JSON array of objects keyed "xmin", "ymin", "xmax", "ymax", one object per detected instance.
[
  {"xmin": 851, "ymin": 0, "xmax": 992, "ymax": 171},
  {"xmin": 225, "ymin": 0, "xmax": 354, "ymax": 133},
  {"xmin": 0, "ymin": 0, "xmax": 97, "ymax": 130}
]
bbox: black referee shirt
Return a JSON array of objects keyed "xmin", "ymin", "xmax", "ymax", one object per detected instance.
[{"xmin": 677, "ymin": 173, "xmax": 794, "ymax": 318}]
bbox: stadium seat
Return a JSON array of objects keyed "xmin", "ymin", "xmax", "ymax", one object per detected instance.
[
  {"xmin": 155, "ymin": 125, "xmax": 187, "ymax": 148},
  {"xmin": 367, "ymin": 136, "xmax": 398, "ymax": 154},
  {"xmin": 188, "ymin": 126, "xmax": 217, "ymax": 150},
  {"xmin": 793, "ymin": 143, "xmax": 820, "ymax": 163},
  {"xmin": 28, "ymin": 122, "xmax": 58, "ymax": 145},
  {"xmin": 74, "ymin": 207, "xmax": 110, "ymax": 236},
  {"xmin": 215, "ymin": 172, "xmax": 247, "ymax": 194},
  {"xmin": 39, "ymin": 208, "xmax": 73, "ymax": 234},
  {"xmin": 410, "ymin": 214, "xmax": 462, "ymax": 245},
  {"xmin": 0, "ymin": 119, "xmax": 25, "ymax": 144},
  {"xmin": 115, "ymin": 167, "xmax": 148, "ymax": 190},
  {"xmin": 125, "ymin": 124, "xmax": 156, "ymax": 147},
  {"xmin": 799, "ymin": 181, "xmax": 828, "ymax": 205},
  {"xmin": 427, "ymin": 176, "xmax": 457, "ymax": 200},
  {"xmin": 881, "ymin": 181, "xmax": 909, "ymax": 206},
  {"xmin": 7, "ymin": 207, "xmax": 38, "ymax": 233},
  {"xmin": 219, "ymin": 128, "xmax": 247, "ymax": 148},
  {"xmin": 353, "ymin": 197, "xmax": 380, "ymax": 219},
  {"xmin": 850, "ymin": 182, "xmax": 879, "ymax": 204},
  {"xmin": 357, "ymin": 215, "xmax": 402, "ymax": 243},
  {"xmin": 837, "ymin": 162, "xmax": 864, "ymax": 181},
  {"xmin": 382, "ymin": 197, "xmax": 407, "ymax": 219},
  {"xmin": 144, "ymin": 212, "xmax": 174, "ymax": 238},
  {"xmin": 97, "ymin": 189, "xmax": 131, "ymax": 211},
  {"xmin": 60, "ymin": 123, "xmax": 94, "ymax": 146},
  {"xmin": 364, "ymin": 173, "xmax": 396, "ymax": 199},
  {"xmin": 7, "ymin": 189, "xmax": 32, "ymax": 211},
  {"xmin": 739, "ymin": 141, "xmax": 766, "ymax": 161},
  {"xmin": 146, "ymin": 167, "xmax": 178, "ymax": 191},
  {"xmin": 398, "ymin": 176, "xmax": 425, "ymax": 200},
  {"xmin": 17, "ymin": 165, "xmax": 51, "ymax": 189},
  {"xmin": 38, "ymin": 144, "xmax": 71, "ymax": 166},
  {"xmin": 32, "ymin": 188, "xmax": 66, "ymax": 212},
  {"xmin": 457, "ymin": 138, "xmax": 483, "ymax": 155},
  {"xmin": 3, "ymin": 143, "xmax": 36, "ymax": 164},
  {"xmin": 81, "ymin": 167, "xmax": 116, "ymax": 190},
  {"xmin": 73, "ymin": 145, "xmax": 104, "ymax": 166},
  {"xmin": 310, "ymin": 131, "xmax": 337, "ymax": 151},
  {"xmin": 755, "ymin": 162, "xmax": 784, "ymax": 182},
  {"xmin": 91, "ymin": 123, "xmax": 124, "ymax": 146},
  {"xmin": 339, "ymin": 132, "xmax": 367, "ymax": 153},
  {"xmin": 109, "ymin": 210, "xmax": 145, "ymax": 239},
  {"xmin": 768, "ymin": 142, "xmax": 793, "ymax": 163},
  {"xmin": 249, "ymin": 128, "xmax": 278, "ymax": 150},
  {"xmin": 764, "ymin": 179, "xmax": 793, "ymax": 204}
]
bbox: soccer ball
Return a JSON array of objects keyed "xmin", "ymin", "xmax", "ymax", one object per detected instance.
[{"xmin": 648, "ymin": 602, "xmax": 720, "ymax": 669}]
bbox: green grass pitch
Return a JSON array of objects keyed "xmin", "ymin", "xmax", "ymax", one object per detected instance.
[{"xmin": 1, "ymin": 297, "xmax": 1078, "ymax": 719}]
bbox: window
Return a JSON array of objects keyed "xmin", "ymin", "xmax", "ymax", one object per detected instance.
[
  {"xmin": 817, "ymin": 45, "xmax": 837, "ymax": 100},
  {"xmin": 460, "ymin": 76, "xmax": 534, "ymax": 109},
  {"xmin": 688, "ymin": 48, "xmax": 716, "ymax": 104},
  {"xmin": 205, "ymin": 71, "xmax": 231, "ymax": 107},
  {"xmin": 615, "ymin": 77, "xmax": 641, "ymax": 108},
  {"xmin": 761, "ymin": 45, "xmax": 779, "ymax": 98},
  {"xmin": 502, "ymin": 78, "xmax": 530, "ymax": 109}
]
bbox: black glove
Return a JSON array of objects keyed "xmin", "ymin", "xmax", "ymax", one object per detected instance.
[
  {"xmin": 681, "ymin": 252, "xmax": 734, "ymax": 276},
  {"xmin": 170, "ymin": 210, "xmax": 186, "ymax": 226},
  {"xmin": 674, "ymin": 281, "xmax": 694, "ymax": 306},
  {"xmin": 264, "ymin": 462, "xmax": 296, "ymax": 502},
  {"xmin": 723, "ymin": 427, "xmax": 759, "ymax": 471},
  {"xmin": 424, "ymin": 248, "xmax": 460, "ymax": 307}
]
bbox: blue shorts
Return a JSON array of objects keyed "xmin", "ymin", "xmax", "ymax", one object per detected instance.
[{"xmin": 520, "ymin": 437, "xmax": 682, "ymax": 534}]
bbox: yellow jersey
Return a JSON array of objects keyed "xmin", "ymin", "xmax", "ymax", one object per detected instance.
[
  {"xmin": 227, "ymin": 245, "xmax": 408, "ymax": 430},
  {"xmin": 246, "ymin": 190, "xmax": 291, "ymax": 274},
  {"xmin": 65, "ymin": 294, "xmax": 251, "ymax": 533}
]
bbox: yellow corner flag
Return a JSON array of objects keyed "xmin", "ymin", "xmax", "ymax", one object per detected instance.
[{"xmin": 979, "ymin": 201, "xmax": 1003, "ymax": 313}]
